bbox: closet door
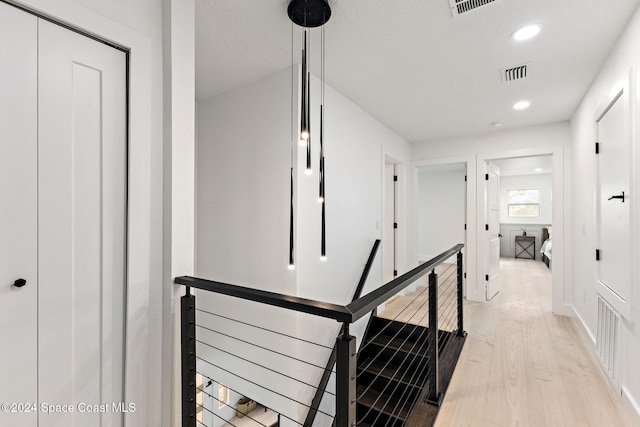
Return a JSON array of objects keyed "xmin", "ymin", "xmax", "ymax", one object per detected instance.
[
  {"xmin": 0, "ymin": 3, "xmax": 38, "ymax": 427},
  {"xmin": 38, "ymin": 19, "xmax": 127, "ymax": 427}
]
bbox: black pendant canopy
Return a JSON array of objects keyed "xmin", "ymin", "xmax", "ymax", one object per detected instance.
[{"xmin": 288, "ymin": 0, "xmax": 331, "ymax": 28}]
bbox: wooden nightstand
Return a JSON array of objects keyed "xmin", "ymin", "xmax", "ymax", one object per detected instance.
[{"xmin": 515, "ymin": 235, "xmax": 536, "ymax": 259}]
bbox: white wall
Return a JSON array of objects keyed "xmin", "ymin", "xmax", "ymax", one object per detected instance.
[
  {"xmin": 500, "ymin": 173, "xmax": 552, "ymax": 224},
  {"xmin": 410, "ymin": 122, "xmax": 571, "ymax": 310},
  {"xmin": 10, "ymin": 1, "xmax": 166, "ymax": 426},
  {"xmin": 196, "ymin": 69, "xmax": 301, "ymax": 425},
  {"xmin": 570, "ymin": 4, "xmax": 640, "ymax": 421},
  {"xmin": 416, "ymin": 165, "xmax": 466, "ymax": 262},
  {"xmin": 196, "ymin": 66, "xmax": 410, "ymax": 425}
]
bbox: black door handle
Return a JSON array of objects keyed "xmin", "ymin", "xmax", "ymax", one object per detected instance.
[
  {"xmin": 13, "ymin": 278, "xmax": 26, "ymax": 288},
  {"xmin": 608, "ymin": 191, "xmax": 625, "ymax": 202},
  {"xmin": 498, "ymin": 233, "xmax": 503, "ymax": 238}
]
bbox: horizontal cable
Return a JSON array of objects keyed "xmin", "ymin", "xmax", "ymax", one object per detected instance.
[
  {"xmin": 359, "ymin": 265, "xmax": 457, "ymax": 355},
  {"xmin": 197, "ymin": 372, "xmax": 305, "ymax": 427},
  {"xmin": 385, "ymin": 353, "xmax": 436, "ymax": 426},
  {"xmin": 358, "ymin": 266, "xmax": 459, "ymax": 422},
  {"xmin": 438, "ymin": 291, "xmax": 458, "ymax": 321},
  {"xmin": 196, "ymin": 356, "xmax": 334, "ymax": 422},
  {"xmin": 196, "ymin": 324, "xmax": 335, "ymax": 374},
  {"xmin": 196, "ymin": 308, "xmax": 333, "ymax": 350},
  {"xmin": 439, "ymin": 302, "xmax": 459, "ymax": 333},
  {"xmin": 197, "ymin": 402, "xmax": 236, "ymax": 427},
  {"xmin": 358, "ymin": 307, "xmax": 434, "ymax": 423},
  {"xmin": 357, "ymin": 295, "xmax": 432, "ymax": 384},
  {"xmin": 357, "ymin": 284, "xmax": 430, "ymax": 354},
  {"xmin": 197, "ymin": 380, "xmax": 269, "ymax": 427},
  {"xmin": 196, "ymin": 340, "xmax": 335, "ymax": 396}
]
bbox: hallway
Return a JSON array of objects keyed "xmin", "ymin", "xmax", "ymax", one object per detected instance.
[{"xmin": 435, "ymin": 258, "xmax": 631, "ymax": 427}]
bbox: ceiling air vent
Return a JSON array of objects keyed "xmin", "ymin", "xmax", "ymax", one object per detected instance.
[
  {"xmin": 448, "ymin": 0, "xmax": 499, "ymax": 16},
  {"xmin": 502, "ymin": 64, "xmax": 529, "ymax": 82}
]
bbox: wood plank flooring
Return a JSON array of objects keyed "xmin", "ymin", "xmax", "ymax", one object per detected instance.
[{"xmin": 379, "ymin": 258, "xmax": 632, "ymax": 427}]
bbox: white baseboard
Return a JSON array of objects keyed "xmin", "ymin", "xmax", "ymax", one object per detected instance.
[
  {"xmin": 570, "ymin": 305, "xmax": 640, "ymax": 424},
  {"xmin": 569, "ymin": 304, "xmax": 596, "ymax": 345},
  {"xmin": 555, "ymin": 303, "xmax": 574, "ymax": 317},
  {"xmin": 622, "ymin": 387, "xmax": 640, "ymax": 426}
]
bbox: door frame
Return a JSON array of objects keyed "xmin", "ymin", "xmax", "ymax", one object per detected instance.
[
  {"xmin": 485, "ymin": 161, "xmax": 501, "ymax": 301},
  {"xmin": 4, "ymin": 1, "xmax": 157, "ymax": 425},
  {"xmin": 478, "ymin": 146, "xmax": 566, "ymax": 315},
  {"xmin": 383, "ymin": 154, "xmax": 404, "ymax": 283},
  {"xmin": 409, "ymin": 155, "xmax": 477, "ymax": 300}
]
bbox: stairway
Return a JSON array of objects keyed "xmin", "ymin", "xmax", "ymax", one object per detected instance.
[{"xmin": 356, "ymin": 317, "xmax": 434, "ymax": 426}]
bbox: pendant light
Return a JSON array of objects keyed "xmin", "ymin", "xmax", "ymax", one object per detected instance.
[{"xmin": 288, "ymin": 0, "xmax": 331, "ymax": 267}]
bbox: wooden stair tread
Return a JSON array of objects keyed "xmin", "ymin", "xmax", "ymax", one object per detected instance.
[
  {"xmin": 356, "ymin": 385, "xmax": 410, "ymax": 421},
  {"xmin": 370, "ymin": 334, "xmax": 429, "ymax": 357},
  {"xmin": 358, "ymin": 358, "xmax": 426, "ymax": 388}
]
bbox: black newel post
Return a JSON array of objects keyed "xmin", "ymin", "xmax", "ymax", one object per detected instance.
[
  {"xmin": 426, "ymin": 271, "xmax": 443, "ymax": 406},
  {"xmin": 181, "ymin": 287, "xmax": 197, "ymax": 427},
  {"xmin": 456, "ymin": 251, "xmax": 467, "ymax": 338},
  {"xmin": 335, "ymin": 323, "xmax": 356, "ymax": 427}
]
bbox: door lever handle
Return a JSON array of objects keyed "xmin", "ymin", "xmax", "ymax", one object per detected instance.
[
  {"xmin": 13, "ymin": 278, "xmax": 27, "ymax": 288},
  {"xmin": 608, "ymin": 191, "xmax": 625, "ymax": 202}
]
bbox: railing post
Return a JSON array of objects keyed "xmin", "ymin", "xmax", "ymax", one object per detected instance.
[
  {"xmin": 181, "ymin": 287, "xmax": 197, "ymax": 427},
  {"xmin": 456, "ymin": 251, "xmax": 467, "ymax": 338},
  {"xmin": 426, "ymin": 270, "xmax": 443, "ymax": 406},
  {"xmin": 335, "ymin": 323, "xmax": 356, "ymax": 427}
]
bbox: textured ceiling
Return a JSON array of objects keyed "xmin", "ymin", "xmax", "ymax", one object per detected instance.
[{"xmin": 196, "ymin": 0, "xmax": 640, "ymax": 142}]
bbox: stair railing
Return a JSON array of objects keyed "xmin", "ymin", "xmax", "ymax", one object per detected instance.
[
  {"xmin": 303, "ymin": 239, "xmax": 381, "ymax": 427},
  {"xmin": 422, "ymin": 250, "xmax": 468, "ymax": 406},
  {"xmin": 175, "ymin": 243, "xmax": 464, "ymax": 427}
]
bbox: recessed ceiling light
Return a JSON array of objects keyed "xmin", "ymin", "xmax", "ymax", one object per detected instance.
[
  {"xmin": 513, "ymin": 100, "xmax": 531, "ymax": 110},
  {"xmin": 491, "ymin": 122, "xmax": 503, "ymax": 128},
  {"xmin": 512, "ymin": 25, "xmax": 541, "ymax": 41},
  {"xmin": 534, "ymin": 168, "xmax": 542, "ymax": 172}
]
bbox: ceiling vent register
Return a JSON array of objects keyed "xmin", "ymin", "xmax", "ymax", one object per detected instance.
[
  {"xmin": 502, "ymin": 64, "xmax": 528, "ymax": 82},
  {"xmin": 449, "ymin": 0, "xmax": 498, "ymax": 16}
]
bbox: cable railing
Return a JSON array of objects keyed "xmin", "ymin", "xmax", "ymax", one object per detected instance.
[{"xmin": 176, "ymin": 242, "xmax": 465, "ymax": 427}]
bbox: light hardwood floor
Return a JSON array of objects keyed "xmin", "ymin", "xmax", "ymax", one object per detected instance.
[{"xmin": 433, "ymin": 258, "xmax": 631, "ymax": 427}]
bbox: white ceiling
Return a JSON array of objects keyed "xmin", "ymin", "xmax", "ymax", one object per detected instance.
[
  {"xmin": 195, "ymin": 0, "xmax": 639, "ymax": 142},
  {"xmin": 492, "ymin": 155, "xmax": 552, "ymax": 176}
]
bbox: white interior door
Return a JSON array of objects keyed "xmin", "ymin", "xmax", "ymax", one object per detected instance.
[
  {"xmin": 485, "ymin": 162, "xmax": 500, "ymax": 300},
  {"xmin": 0, "ymin": 4, "xmax": 38, "ymax": 426},
  {"xmin": 38, "ymin": 19, "xmax": 127, "ymax": 427},
  {"xmin": 597, "ymin": 90, "xmax": 631, "ymax": 311}
]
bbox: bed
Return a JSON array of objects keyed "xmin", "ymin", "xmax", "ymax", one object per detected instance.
[{"xmin": 540, "ymin": 226, "xmax": 552, "ymax": 268}]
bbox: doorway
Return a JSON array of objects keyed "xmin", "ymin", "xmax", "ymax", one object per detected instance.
[
  {"xmin": 484, "ymin": 155, "xmax": 554, "ymax": 303},
  {"xmin": 415, "ymin": 163, "xmax": 467, "ymax": 272}
]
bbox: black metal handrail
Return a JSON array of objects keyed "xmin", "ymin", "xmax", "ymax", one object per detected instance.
[
  {"xmin": 175, "ymin": 242, "xmax": 465, "ymax": 427},
  {"xmin": 175, "ymin": 243, "xmax": 463, "ymax": 325}
]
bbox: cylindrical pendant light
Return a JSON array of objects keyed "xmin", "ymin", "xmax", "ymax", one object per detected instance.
[
  {"xmin": 287, "ymin": 0, "xmax": 332, "ymax": 267},
  {"xmin": 289, "ymin": 167, "xmax": 295, "ymax": 269},
  {"xmin": 299, "ymin": 31, "xmax": 308, "ymax": 145}
]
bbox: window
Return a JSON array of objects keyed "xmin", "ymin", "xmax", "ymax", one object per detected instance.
[
  {"xmin": 218, "ymin": 384, "xmax": 230, "ymax": 410},
  {"xmin": 508, "ymin": 188, "xmax": 540, "ymax": 218}
]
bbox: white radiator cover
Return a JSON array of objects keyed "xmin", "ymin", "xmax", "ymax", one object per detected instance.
[{"xmin": 596, "ymin": 295, "xmax": 620, "ymax": 384}]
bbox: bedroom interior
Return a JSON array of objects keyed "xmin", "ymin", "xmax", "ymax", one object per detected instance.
[{"xmin": 492, "ymin": 155, "xmax": 553, "ymax": 270}]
